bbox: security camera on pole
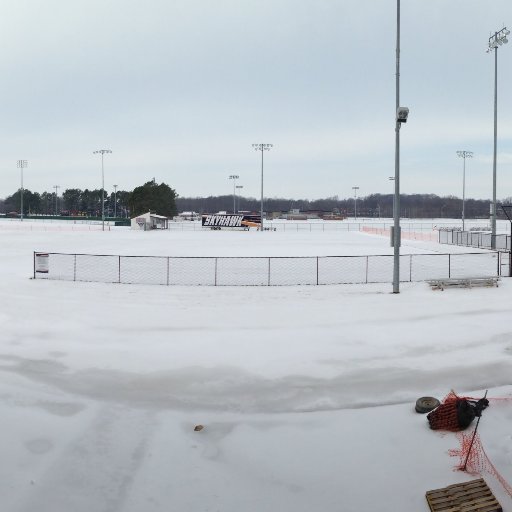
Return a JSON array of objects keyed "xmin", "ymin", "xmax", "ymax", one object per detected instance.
[{"xmin": 392, "ymin": 0, "xmax": 410, "ymax": 294}]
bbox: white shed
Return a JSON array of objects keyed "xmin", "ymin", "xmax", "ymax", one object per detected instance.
[{"xmin": 131, "ymin": 212, "xmax": 169, "ymax": 231}]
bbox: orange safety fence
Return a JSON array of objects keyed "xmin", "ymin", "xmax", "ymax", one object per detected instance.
[
  {"xmin": 361, "ymin": 225, "xmax": 438, "ymax": 242},
  {"xmin": 433, "ymin": 390, "xmax": 512, "ymax": 500}
]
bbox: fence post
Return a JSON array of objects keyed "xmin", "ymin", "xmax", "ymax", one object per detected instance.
[
  {"xmin": 409, "ymin": 254, "xmax": 412, "ymax": 282},
  {"xmin": 74, "ymin": 254, "xmax": 77, "ymax": 281},
  {"xmin": 33, "ymin": 252, "xmax": 36, "ymax": 279},
  {"xmin": 316, "ymin": 257, "xmax": 319, "ymax": 285},
  {"xmin": 268, "ymin": 257, "xmax": 271, "ymax": 286},
  {"xmin": 118, "ymin": 256, "xmax": 121, "ymax": 283},
  {"xmin": 215, "ymin": 258, "xmax": 218, "ymax": 286},
  {"xmin": 365, "ymin": 256, "xmax": 369, "ymax": 284},
  {"xmin": 167, "ymin": 257, "xmax": 170, "ymax": 285},
  {"xmin": 448, "ymin": 254, "xmax": 451, "ymax": 278}
]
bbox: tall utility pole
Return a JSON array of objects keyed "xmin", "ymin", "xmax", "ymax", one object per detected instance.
[
  {"xmin": 93, "ymin": 149, "xmax": 112, "ymax": 231},
  {"xmin": 252, "ymin": 144, "xmax": 273, "ymax": 231},
  {"xmin": 17, "ymin": 160, "xmax": 28, "ymax": 221},
  {"xmin": 352, "ymin": 186, "xmax": 359, "ymax": 220},
  {"xmin": 228, "ymin": 175, "xmax": 239, "ymax": 213},
  {"xmin": 113, "ymin": 184, "xmax": 118, "ymax": 218},
  {"xmin": 54, "ymin": 185, "xmax": 60, "ymax": 215},
  {"xmin": 456, "ymin": 151, "xmax": 473, "ymax": 232},
  {"xmin": 392, "ymin": 0, "xmax": 410, "ymax": 294},
  {"xmin": 236, "ymin": 185, "xmax": 244, "ymax": 213},
  {"xmin": 487, "ymin": 27, "xmax": 509, "ymax": 249}
]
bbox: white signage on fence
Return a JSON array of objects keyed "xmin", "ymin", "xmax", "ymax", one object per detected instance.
[{"xmin": 35, "ymin": 253, "xmax": 49, "ymax": 273}]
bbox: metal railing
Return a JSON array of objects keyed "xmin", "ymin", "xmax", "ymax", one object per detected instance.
[{"xmin": 34, "ymin": 251, "xmax": 501, "ymax": 286}]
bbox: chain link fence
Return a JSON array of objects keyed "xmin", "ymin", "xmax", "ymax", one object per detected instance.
[
  {"xmin": 439, "ymin": 229, "xmax": 511, "ymax": 251},
  {"xmin": 34, "ymin": 251, "xmax": 501, "ymax": 286},
  {"xmin": 169, "ymin": 220, "xmax": 500, "ymax": 233}
]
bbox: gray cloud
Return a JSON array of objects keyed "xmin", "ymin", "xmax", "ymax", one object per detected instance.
[{"xmin": 0, "ymin": 0, "xmax": 510, "ymax": 200}]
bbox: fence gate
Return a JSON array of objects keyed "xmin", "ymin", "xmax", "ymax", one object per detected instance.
[{"xmin": 499, "ymin": 251, "xmax": 511, "ymax": 277}]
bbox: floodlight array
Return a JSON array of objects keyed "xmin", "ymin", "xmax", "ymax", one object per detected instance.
[
  {"xmin": 487, "ymin": 27, "xmax": 509, "ymax": 52},
  {"xmin": 252, "ymin": 143, "xmax": 273, "ymax": 151}
]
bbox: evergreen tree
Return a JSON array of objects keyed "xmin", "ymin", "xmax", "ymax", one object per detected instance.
[{"xmin": 129, "ymin": 181, "xmax": 178, "ymax": 218}]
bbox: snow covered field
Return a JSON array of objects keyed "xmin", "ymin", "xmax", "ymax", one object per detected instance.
[{"xmin": 1, "ymin": 222, "xmax": 512, "ymax": 511}]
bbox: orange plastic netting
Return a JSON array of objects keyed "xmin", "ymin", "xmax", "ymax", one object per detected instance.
[{"xmin": 432, "ymin": 390, "xmax": 512, "ymax": 499}]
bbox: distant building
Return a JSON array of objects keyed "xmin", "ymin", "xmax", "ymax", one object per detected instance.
[
  {"xmin": 176, "ymin": 211, "xmax": 200, "ymax": 221},
  {"xmin": 131, "ymin": 212, "xmax": 169, "ymax": 231}
]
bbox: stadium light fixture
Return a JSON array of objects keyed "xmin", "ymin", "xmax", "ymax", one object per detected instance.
[
  {"xmin": 456, "ymin": 151, "xmax": 473, "ymax": 232},
  {"xmin": 252, "ymin": 144, "xmax": 273, "ymax": 231},
  {"xmin": 352, "ymin": 186, "xmax": 360, "ymax": 220},
  {"xmin": 93, "ymin": 149, "xmax": 112, "ymax": 231},
  {"xmin": 229, "ymin": 175, "xmax": 239, "ymax": 214},
  {"xmin": 487, "ymin": 27, "xmax": 508, "ymax": 249},
  {"xmin": 17, "ymin": 160, "xmax": 28, "ymax": 221}
]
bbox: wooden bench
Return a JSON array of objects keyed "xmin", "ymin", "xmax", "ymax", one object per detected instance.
[{"xmin": 428, "ymin": 276, "xmax": 500, "ymax": 291}]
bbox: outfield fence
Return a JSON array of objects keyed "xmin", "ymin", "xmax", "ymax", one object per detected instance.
[
  {"xmin": 169, "ymin": 220, "xmax": 504, "ymax": 233},
  {"xmin": 439, "ymin": 230, "xmax": 511, "ymax": 251},
  {"xmin": 33, "ymin": 251, "xmax": 502, "ymax": 286},
  {"xmin": 361, "ymin": 226, "xmax": 438, "ymax": 242}
]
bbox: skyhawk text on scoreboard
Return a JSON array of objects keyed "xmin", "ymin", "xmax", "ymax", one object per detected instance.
[{"xmin": 201, "ymin": 214, "xmax": 261, "ymax": 230}]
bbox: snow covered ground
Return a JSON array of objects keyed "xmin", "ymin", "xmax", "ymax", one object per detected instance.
[{"xmin": 1, "ymin": 221, "xmax": 511, "ymax": 511}]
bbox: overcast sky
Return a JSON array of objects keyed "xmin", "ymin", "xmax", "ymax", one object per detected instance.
[{"xmin": 0, "ymin": 0, "xmax": 511, "ymax": 201}]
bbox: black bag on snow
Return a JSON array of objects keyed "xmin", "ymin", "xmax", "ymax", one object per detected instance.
[{"xmin": 456, "ymin": 399, "xmax": 476, "ymax": 429}]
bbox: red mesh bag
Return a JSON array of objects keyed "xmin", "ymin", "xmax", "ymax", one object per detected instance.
[{"xmin": 427, "ymin": 393, "xmax": 460, "ymax": 431}]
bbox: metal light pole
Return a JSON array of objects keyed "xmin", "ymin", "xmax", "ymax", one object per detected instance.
[
  {"xmin": 352, "ymin": 186, "xmax": 359, "ymax": 220},
  {"xmin": 53, "ymin": 185, "xmax": 60, "ymax": 215},
  {"xmin": 389, "ymin": 176, "xmax": 395, "ymax": 218},
  {"xmin": 392, "ymin": 0, "xmax": 410, "ymax": 294},
  {"xmin": 113, "ymin": 184, "xmax": 118, "ymax": 218},
  {"xmin": 17, "ymin": 160, "xmax": 28, "ymax": 221},
  {"xmin": 229, "ymin": 175, "xmax": 239, "ymax": 213},
  {"xmin": 456, "ymin": 151, "xmax": 473, "ymax": 232},
  {"xmin": 487, "ymin": 27, "xmax": 509, "ymax": 249},
  {"xmin": 252, "ymin": 144, "xmax": 273, "ymax": 231},
  {"xmin": 93, "ymin": 149, "xmax": 112, "ymax": 231},
  {"xmin": 236, "ymin": 185, "xmax": 243, "ymax": 213}
]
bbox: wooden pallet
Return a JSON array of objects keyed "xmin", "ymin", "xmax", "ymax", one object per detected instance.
[{"xmin": 426, "ymin": 478, "xmax": 502, "ymax": 512}]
